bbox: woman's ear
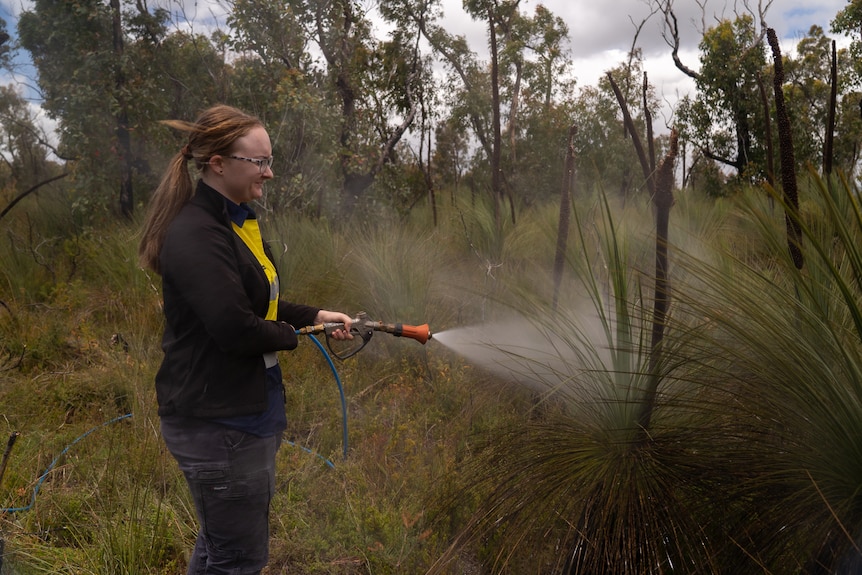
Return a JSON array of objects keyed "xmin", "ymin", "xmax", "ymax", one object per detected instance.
[{"xmin": 207, "ymin": 155, "xmax": 224, "ymax": 175}]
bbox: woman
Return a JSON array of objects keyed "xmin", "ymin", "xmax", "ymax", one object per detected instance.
[{"xmin": 139, "ymin": 104, "xmax": 352, "ymax": 574}]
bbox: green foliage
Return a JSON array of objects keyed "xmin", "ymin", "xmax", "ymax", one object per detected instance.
[
  {"xmin": 18, "ymin": 0, "xmax": 117, "ymax": 203},
  {"xmin": 3, "ymin": 0, "xmax": 860, "ymax": 222},
  {"xmin": 569, "ymin": 52, "xmax": 659, "ymax": 200},
  {"xmin": 831, "ymin": 0, "xmax": 862, "ymax": 86},
  {"xmin": 421, "ymin": 175, "xmax": 862, "ymax": 574},
  {"xmin": 17, "ymin": 0, "xmax": 231, "ymax": 216}
]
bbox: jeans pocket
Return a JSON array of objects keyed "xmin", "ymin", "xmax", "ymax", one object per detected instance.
[{"xmin": 223, "ymin": 427, "xmax": 247, "ymax": 451}]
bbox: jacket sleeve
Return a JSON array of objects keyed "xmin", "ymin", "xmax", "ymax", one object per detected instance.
[
  {"xmin": 161, "ymin": 212, "xmax": 299, "ymax": 355},
  {"xmin": 277, "ymin": 301, "xmax": 320, "ymax": 330}
]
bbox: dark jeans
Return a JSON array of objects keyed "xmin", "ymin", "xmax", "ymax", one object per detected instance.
[{"xmin": 161, "ymin": 416, "xmax": 281, "ymax": 575}]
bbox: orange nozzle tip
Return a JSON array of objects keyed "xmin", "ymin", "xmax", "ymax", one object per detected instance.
[{"xmin": 401, "ymin": 323, "xmax": 431, "ymax": 344}]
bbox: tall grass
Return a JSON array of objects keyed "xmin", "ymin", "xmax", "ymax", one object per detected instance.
[
  {"xmin": 668, "ymin": 174, "xmax": 862, "ymax": 573},
  {"xmin": 0, "ymin": 191, "xmax": 529, "ymax": 574}
]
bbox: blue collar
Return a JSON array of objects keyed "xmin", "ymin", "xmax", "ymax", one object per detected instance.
[{"xmin": 225, "ymin": 199, "xmax": 255, "ymax": 227}]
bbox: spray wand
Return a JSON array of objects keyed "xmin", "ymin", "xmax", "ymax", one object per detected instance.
[{"xmin": 297, "ymin": 311, "xmax": 432, "ymax": 360}]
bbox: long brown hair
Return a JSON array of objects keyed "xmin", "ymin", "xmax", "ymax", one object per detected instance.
[{"xmin": 138, "ymin": 105, "xmax": 264, "ymax": 274}]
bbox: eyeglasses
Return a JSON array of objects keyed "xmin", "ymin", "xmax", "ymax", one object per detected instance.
[{"xmin": 227, "ymin": 155, "xmax": 274, "ymax": 174}]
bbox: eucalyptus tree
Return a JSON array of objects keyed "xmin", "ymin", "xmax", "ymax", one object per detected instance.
[
  {"xmin": 523, "ymin": 5, "xmax": 571, "ymax": 111},
  {"xmin": 658, "ymin": 0, "xmax": 772, "ymax": 182},
  {"xmin": 0, "ymin": 86, "xmax": 55, "ymax": 187},
  {"xmin": 454, "ymin": 0, "xmax": 578, "ymax": 222},
  {"xmin": 432, "ymin": 117, "xmax": 469, "ymax": 194},
  {"xmin": 17, "ymin": 0, "xmax": 228, "ymax": 218},
  {"xmin": 781, "ymin": 26, "xmax": 833, "ymax": 173},
  {"xmin": 383, "ymin": 0, "xmax": 575, "ymax": 226},
  {"xmin": 19, "ymin": 0, "xmax": 120, "ymax": 214},
  {"xmin": 504, "ymin": 5, "xmax": 575, "ymax": 208},
  {"xmin": 829, "ymin": 4, "xmax": 862, "ymax": 179},
  {"xmin": 781, "ymin": 25, "xmax": 862, "ymax": 179},
  {"xmin": 678, "ymin": 15, "xmax": 769, "ymax": 181},
  {"xmin": 0, "ymin": 85, "xmax": 70, "ymax": 225},
  {"xmin": 225, "ymin": 0, "xmax": 336, "ymax": 215},
  {"xmin": 832, "ymin": 0, "xmax": 862, "ymax": 86},
  {"xmin": 228, "ymin": 0, "xmax": 425, "ymax": 216},
  {"xmin": 460, "ymin": 0, "xmax": 513, "ymax": 229}
]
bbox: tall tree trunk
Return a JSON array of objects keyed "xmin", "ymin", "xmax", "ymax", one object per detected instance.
[
  {"xmin": 427, "ymin": 127, "xmax": 437, "ymax": 227},
  {"xmin": 418, "ymin": 101, "xmax": 437, "ymax": 227},
  {"xmin": 507, "ymin": 60, "xmax": 521, "ymax": 165},
  {"xmin": 488, "ymin": 4, "xmax": 504, "ymax": 234},
  {"xmin": 552, "ymin": 125, "xmax": 577, "ymax": 312},
  {"xmin": 111, "ymin": 0, "xmax": 133, "ymax": 218}
]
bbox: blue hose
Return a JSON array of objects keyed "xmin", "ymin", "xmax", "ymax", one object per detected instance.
[
  {"xmin": 1, "ymin": 413, "xmax": 133, "ymax": 514},
  {"xmin": 299, "ymin": 332, "xmax": 349, "ymax": 461}
]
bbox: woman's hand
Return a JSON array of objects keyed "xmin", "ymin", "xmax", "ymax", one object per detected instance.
[{"xmin": 315, "ymin": 310, "xmax": 354, "ymax": 340}]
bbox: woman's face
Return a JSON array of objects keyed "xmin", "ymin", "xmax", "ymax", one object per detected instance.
[{"xmin": 208, "ymin": 125, "xmax": 273, "ymax": 204}]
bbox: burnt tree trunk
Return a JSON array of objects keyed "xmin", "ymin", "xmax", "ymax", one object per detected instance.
[
  {"xmin": 768, "ymin": 28, "xmax": 804, "ymax": 270},
  {"xmin": 824, "ymin": 39, "xmax": 837, "ymax": 177}
]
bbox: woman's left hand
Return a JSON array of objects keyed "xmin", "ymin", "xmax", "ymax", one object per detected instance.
[{"xmin": 316, "ymin": 310, "xmax": 354, "ymax": 340}]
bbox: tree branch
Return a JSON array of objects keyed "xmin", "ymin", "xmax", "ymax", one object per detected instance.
[
  {"xmin": 607, "ymin": 71, "xmax": 654, "ymax": 194},
  {"xmin": 658, "ymin": 2, "xmax": 701, "ymax": 81},
  {"xmin": 0, "ymin": 172, "xmax": 69, "ymax": 223}
]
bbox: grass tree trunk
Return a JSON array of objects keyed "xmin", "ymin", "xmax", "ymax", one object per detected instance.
[
  {"xmin": 638, "ymin": 129, "xmax": 678, "ymax": 433},
  {"xmin": 607, "ymin": 71, "xmax": 680, "ymax": 436}
]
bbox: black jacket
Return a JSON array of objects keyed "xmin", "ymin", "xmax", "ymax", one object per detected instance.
[{"xmin": 155, "ymin": 181, "xmax": 319, "ymax": 418}]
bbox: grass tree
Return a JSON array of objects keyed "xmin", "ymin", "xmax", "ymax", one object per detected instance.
[
  {"xmin": 427, "ymin": 184, "xmax": 732, "ymax": 574},
  {"xmin": 673, "ymin": 175, "xmax": 862, "ymax": 573},
  {"xmin": 430, "ymin": 171, "xmax": 862, "ymax": 574}
]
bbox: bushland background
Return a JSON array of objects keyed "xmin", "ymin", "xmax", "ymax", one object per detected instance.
[{"xmin": 3, "ymin": 0, "xmax": 862, "ymax": 573}]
